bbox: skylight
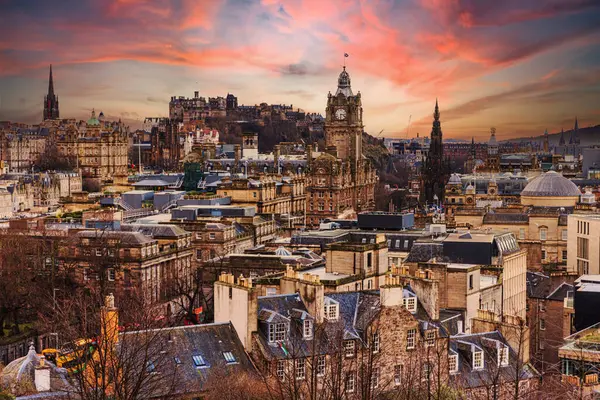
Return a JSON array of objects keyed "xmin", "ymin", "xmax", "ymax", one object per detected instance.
[
  {"xmin": 223, "ymin": 351, "xmax": 236, "ymax": 363},
  {"xmin": 192, "ymin": 355, "xmax": 206, "ymax": 367}
]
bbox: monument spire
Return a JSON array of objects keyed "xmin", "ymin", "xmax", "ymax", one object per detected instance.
[{"xmin": 43, "ymin": 64, "xmax": 59, "ymax": 120}]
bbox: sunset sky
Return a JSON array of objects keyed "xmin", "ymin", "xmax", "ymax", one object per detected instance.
[{"xmin": 1, "ymin": 0, "xmax": 599, "ymax": 140}]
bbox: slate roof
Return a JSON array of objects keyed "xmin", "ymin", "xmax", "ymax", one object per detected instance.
[
  {"xmin": 119, "ymin": 322, "xmax": 254, "ymax": 398},
  {"xmin": 75, "ymin": 230, "xmax": 155, "ymax": 245},
  {"xmin": 526, "ymin": 272, "xmax": 573, "ymax": 301},
  {"xmin": 449, "ymin": 331, "xmax": 539, "ymax": 389},
  {"xmin": 483, "ymin": 213, "xmax": 529, "ymax": 224},
  {"xmin": 121, "ymin": 223, "xmax": 189, "ymax": 238},
  {"xmin": 404, "ymin": 242, "xmax": 444, "ymax": 263}
]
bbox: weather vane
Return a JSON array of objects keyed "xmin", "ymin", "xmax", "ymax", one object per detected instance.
[{"xmin": 344, "ymin": 53, "xmax": 349, "ymax": 68}]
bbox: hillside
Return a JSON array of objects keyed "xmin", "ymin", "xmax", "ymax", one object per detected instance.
[{"xmin": 506, "ymin": 124, "xmax": 600, "ymax": 146}]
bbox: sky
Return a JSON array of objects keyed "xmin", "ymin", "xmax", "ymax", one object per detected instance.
[{"xmin": 1, "ymin": 0, "xmax": 600, "ymax": 141}]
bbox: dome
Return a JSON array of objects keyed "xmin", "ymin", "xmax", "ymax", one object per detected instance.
[
  {"xmin": 87, "ymin": 109, "xmax": 100, "ymax": 126},
  {"xmin": 465, "ymin": 183, "xmax": 475, "ymax": 194},
  {"xmin": 335, "ymin": 67, "xmax": 353, "ymax": 97},
  {"xmin": 522, "ymin": 171, "xmax": 580, "ymax": 197},
  {"xmin": 448, "ymin": 173, "xmax": 462, "ymax": 185}
]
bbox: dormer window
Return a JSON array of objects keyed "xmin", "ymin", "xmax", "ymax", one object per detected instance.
[
  {"xmin": 473, "ymin": 350, "xmax": 484, "ymax": 370},
  {"xmin": 324, "ymin": 299, "xmax": 339, "ymax": 320},
  {"xmin": 498, "ymin": 346, "xmax": 509, "ymax": 367},
  {"xmin": 269, "ymin": 322, "xmax": 287, "ymax": 342},
  {"xmin": 403, "ymin": 296, "xmax": 417, "ymax": 313},
  {"xmin": 303, "ymin": 320, "xmax": 313, "ymax": 339}
]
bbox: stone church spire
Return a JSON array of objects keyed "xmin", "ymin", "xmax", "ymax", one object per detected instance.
[
  {"xmin": 43, "ymin": 64, "xmax": 59, "ymax": 120},
  {"xmin": 421, "ymin": 99, "xmax": 450, "ymax": 204}
]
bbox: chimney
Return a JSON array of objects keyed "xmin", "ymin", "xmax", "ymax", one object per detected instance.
[
  {"xmin": 35, "ymin": 356, "xmax": 51, "ymax": 392},
  {"xmin": 101, "ymin": 293, "xmax": 119, "ymax": 347},
  {"xmin": 280, "ymin": 266, "xmax": 325, "ymax": 323},
  {"xmin": 380, "ymin": 275, "xmax": 404, "ymax": 307},
  {"xmin": 213, "ymin": 273, "xmax": 258, "ymax": 350}
]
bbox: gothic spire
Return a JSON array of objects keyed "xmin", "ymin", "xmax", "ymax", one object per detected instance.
[
  {"xmin": 574, "ymin": 117, "xmax": 579, "ymax": 131},
  {"xmin": 559, "ymin": 128, "xmax": 565, "ymax": 146},
  {"xmin": 434, "ymin": 98, "xmax": 440, "ymax": 121},
  {"xmin": 48, "ymin": 64, "xmax": 54, "ymax": 96}
]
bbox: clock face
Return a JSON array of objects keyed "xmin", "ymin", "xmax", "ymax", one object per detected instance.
[{"xmin": 335, "ymin": 108, "xmax": 347, "ymax": 120}]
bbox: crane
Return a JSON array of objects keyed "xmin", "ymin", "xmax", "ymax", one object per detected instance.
[{"xmin": 377, "ymin": 129, "xmax": 384, "ymax": 137}]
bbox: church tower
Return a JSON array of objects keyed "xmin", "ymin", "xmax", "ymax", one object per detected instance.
[
  {"xmin": 43, "ymin": 65, "xmax": 60, "ymax": 120},
  {"xmin": 324, "ymin": 66, "xmax": 363, "ymax": 163},
  {"xmin": 421, "ymin": 99, "xmax": 450, "ymax": 204}
]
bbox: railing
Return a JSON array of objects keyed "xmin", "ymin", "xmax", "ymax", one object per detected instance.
[
  {"xmin": 115, "ymin": 198, "xmax": 135, "ymax": 211},
  {"xmin": 161, "ymin": 198, "xmax": 179, "ymax": 212},
  {"xmin": 123, "ymin": 209, "xmax": 154, "ymax": 221}
]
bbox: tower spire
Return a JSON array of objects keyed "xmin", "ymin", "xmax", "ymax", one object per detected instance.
[
  {"xmin": 48, "ymin": 64, "xmax": 54, "ymax": 96},
  {"xmin": 434, "ymin": 98, "xmax": 440, "ymax": 121}
]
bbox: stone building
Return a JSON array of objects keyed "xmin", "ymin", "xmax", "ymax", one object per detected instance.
[
  {"xmin": 56, "ymin": 110, "xmax": 129, "ymax": 186},
  {"xmin": 58, "ymin": 225, "xmax": 193, "ymax": 315},
  {"xmin": 526, "ymin": 271, "xmax": 576, "ymax": 373},
  {"xmin": 454, "ymin": 171, "xmax": 586, "ymax": 268},
  {"xmin": 0, "ymin": 128, "xmax": 48, "ymax": 173},
  {"xmin": 567, "ymin": 214, "xmax": 600, "ymax": 275},
  {"xmin": 559, "ymin": 321, "xmax": 600, "ymax": 396},
  {"xmin": 216, "ymin": 174, "xmax": 306, "ymax": 216},
  {"xmin": 305, "ymin": 67, "xmax": 377, "ymax": 226}
]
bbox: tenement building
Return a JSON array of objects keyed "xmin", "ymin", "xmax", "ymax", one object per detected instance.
[{"xmin": 305, "ymin": 67, "xmax": 377, "ymax": 226}]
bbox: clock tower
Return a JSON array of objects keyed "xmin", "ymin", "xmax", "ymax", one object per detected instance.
[{"xmin": 325, "ymin": 66, "xmax": 363, "ymax": 162}]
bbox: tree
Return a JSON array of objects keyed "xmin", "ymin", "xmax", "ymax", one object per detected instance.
[
  {"xmin": 34, "ymin": 140, "xmax": 74, "ymax": 171},
  {"xmin": 41, "ymin": 291, "xmax": 179, "ymax": 400}
]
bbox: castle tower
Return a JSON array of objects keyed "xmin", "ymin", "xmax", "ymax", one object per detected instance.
[{"xmin": 43, "ymin": 65, "xmax": 60, "ymax": 120}]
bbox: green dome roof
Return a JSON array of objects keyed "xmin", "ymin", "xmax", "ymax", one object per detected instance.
[{"xmin": 87, "ymin": 109, "xmax": 100, "ymax": 126}]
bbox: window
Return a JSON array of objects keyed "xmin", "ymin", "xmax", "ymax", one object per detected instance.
[
  {"xmin": 562, "ymin": 230, "xmax": 568, "ymax": 241},
  {"xmin": 562, "ymin": 250, "xmax": 567, "ymax": 261},
  {"xmin": 406, "ymin": 329, "xmax": 416, "ymax": 349},
  {"xmin": 223, "ymin": 351, "xmax": 236, "ymax": 363},
  {"xmin": 265, "ymin": 287, "xmax": 277, "ymax": 296},
  {"xmin": 316, "ymin": 355, "xmax": 326, "ymax": 377},
  {"xmin": 209, "ymin": 233, "xmax": 216, "ymax": 240},
  {"xmin": 469, "ymin": 274, "xmax": 474, "ymax": 290},
  {"xmin": 541, "ymin": 249, "xmax": 546, "ymax": 260},
  {"xmin": 344, "ymin": 340, "xmax": 355, "ymax": 358},
  {"xmin": 174, "ymin": 357, "xmax": 181, "ymax": 365},
  {"xmin": 422, "ymin": 363, "xmax": 431, "ymax": 380},
  {"xmin": 540, "ymin": 319, "xmax": 546, "ymax": 331},
  {"xmin": 394, "ymin": 365, "xmax": 403, "ymax": 386},
  {"xmin": 276, "ymin": 360, "xmax": 286, "ymax": 381},
  {"xmin": 540, "ymin": 228, "xmax": 547, "ymax": 241},
  {"xmin": 253, "ymin": 192, "xmax": 257, "ymax": 198},
  {"xmin": 295, "ymin": 358, "xmax": 305, "ymax": 380},
  {"xmin": 192, "ymin": 355, "xmax": 206, "ymax": 367},
  {"xmin": 473, "ymin": 350, "xmax": 483, "ymax": 370},
  {"xmin": 345, "ymin": 372, "xmax": 355, "ymax": 393},
  {"xmin": 403, "ymin": 297, "xmax": 417, "ymax": 313},
  {"xmin": 325, "ymin": 303, "xmax": 338, "ymax": 320},
  {"xmin": 371, "ymin": 367, "xmax": 379, "ymax": 388},
  {"xmin": 395, "ymin": 239, "xmax": 400, "ymax": 248},
  {"xmin": 96, "ymin": 249, "xmax": 102, "ymax": 257},
  {"xmin": 269, "ymin": 323, "xmax": 286, "ymax": 342},
  {"xmin": 425, "ymin": 330, "xmax": 436, "ymax": 347},
  {"xmin": 303, "ymin": 320, "xmax": 313, "ymax": 339},
  {"xmin": 229, "ymin": 287, "xmax": 232, "ymax": 299},
  {"xmin": 107, "ymin": 268, "xmax": 115, "ymax": 281},
  {"xmin": 448, "ymin": 355, "xmax": 458, "ymax": 373},
  {"xmin": 367, "ymin": 253, "xmax": 372, "ymax": 269},
  {"xmin": 519, "ymin": 228, "xmax": 525, "ymax": 240},
  {"xmin": 498, "ymin": 346, "xmax": 509, "ymax": 366},
  {"xmin": 108, "ymin": 249, "xmax": 115, "ymax": 257},
  {"xmin": 372, "ymin": 332, "xmax": 380, "ymax": 353}
]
